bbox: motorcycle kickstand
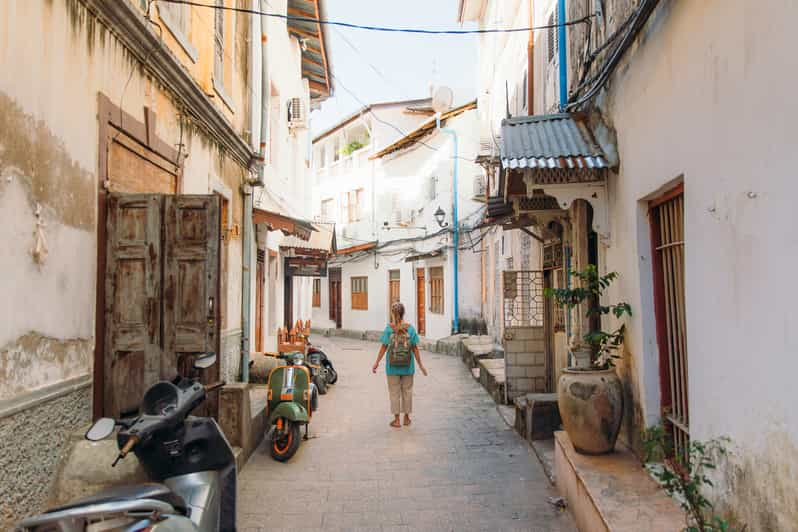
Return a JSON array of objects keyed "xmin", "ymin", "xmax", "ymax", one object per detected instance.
[{"xmin": 303, "ymin": 424, "xmax": 309, "ymax": 441}]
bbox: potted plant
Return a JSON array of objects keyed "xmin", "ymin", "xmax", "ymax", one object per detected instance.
[{"xmin": 545, "ymin": 265, "xmax": 632, "ymax": 454}]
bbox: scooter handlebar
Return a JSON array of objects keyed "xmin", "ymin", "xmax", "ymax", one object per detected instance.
[
  {"xmin": 204, "ymin": 382, "xmax": 226, "ymax": 393},
  {"xmin": 112, "ymin": 435, "xmax": 140, "ymax": 467}
]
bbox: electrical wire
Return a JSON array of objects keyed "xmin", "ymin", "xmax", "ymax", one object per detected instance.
[{"xmin": 158, "ymin": 0, "xmax": 593, "ymax": 36}]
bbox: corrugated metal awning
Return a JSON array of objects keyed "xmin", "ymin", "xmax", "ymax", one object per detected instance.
[
  {"xmin": 500, "ymin": 113, "xmax": 609, "ymax": 171},
  {"xmin": 280, "ymin": 222, "xmax": 336, "ymax": 255},
  {"xmin": 404, "ymin": 248, "xmax": 445, "ymax": 263}
]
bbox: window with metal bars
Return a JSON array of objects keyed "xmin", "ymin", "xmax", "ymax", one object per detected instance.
[
  {"xmin": 429, "ymin": 267, "xmax": 444, "ymax": 314},
  {"xmin": 351, "ymin": 276, "xmax": 368, "ymax": 310},
  {"xmin": 312, "ymin": 278, "xmax": 321, "ymax": 307},
  {"xmin": 214, "ymin": 0, "xmax": 224, "ymax": 85},
  {"xmin": 388, "ymin": 270, "xmax": 400, "ymax": 305},
  {"xmin": 547, "ymin": 11, "xmax": 558, "ymax": 64},
  {"xmin": 650, "ymin": 184, "xmax": 688, "ymax": 461}
]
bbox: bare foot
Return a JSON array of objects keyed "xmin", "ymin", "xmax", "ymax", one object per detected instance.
[
  {"xmin": 390, "ymin": 418, "xmax": 401, "ymax": 428},
  {"xmin": 403, "ymin": 415, "xmax": 411, "ymax": 426}
]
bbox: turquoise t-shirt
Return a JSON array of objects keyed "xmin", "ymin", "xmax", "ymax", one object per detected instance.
[{"xmin": 380, "ymin": 324, "xmax": 420, "ymax": 376}]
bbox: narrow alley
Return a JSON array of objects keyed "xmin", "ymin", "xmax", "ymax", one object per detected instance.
[{"xmin": 238, "ymin": 337, "xmax": 575, "ymax": 532}]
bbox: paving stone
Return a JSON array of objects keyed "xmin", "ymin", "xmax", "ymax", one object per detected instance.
[{"xmin": 237, "ymin": 336, "xmax": 575, "ymax": 531}]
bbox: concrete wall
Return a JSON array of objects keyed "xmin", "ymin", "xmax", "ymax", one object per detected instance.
[{"xmin": 563, "ymin": 0, "xmax": 798, "ymax": 527}]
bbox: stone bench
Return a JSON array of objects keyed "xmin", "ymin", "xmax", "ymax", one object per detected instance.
[{"xmin": 513, "ymin": 393, "xmax": 560, "ymax": 441}]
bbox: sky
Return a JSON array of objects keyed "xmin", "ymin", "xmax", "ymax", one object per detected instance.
[{"xmin": 310, "ymin": 0, "xmax": 479, "ymax": 135}]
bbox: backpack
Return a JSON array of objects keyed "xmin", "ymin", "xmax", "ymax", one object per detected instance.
[{"xmin": 388, "ymin": 323, "xmax": 412, "ymax": 367}]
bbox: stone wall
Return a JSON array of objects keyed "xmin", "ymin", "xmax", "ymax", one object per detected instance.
[
  {"xmin": 503, "ymin": 326, "xmax": 547, "ymax": 400},
  {"xmin": 0, "ymin": 378, "xmax": 91, "ymax": 529},
  {"xmin": 221, "ymin": 329, "xmax": 243, "ymax": 384}
]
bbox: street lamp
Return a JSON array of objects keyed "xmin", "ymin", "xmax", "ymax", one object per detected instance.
[{"xmin": 433, "ymin": 206, "xmax": 449, "ymax": 228}]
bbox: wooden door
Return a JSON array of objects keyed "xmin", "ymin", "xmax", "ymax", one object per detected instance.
[
  {"xmin": 416, "ymin": 268, "xmax": 426, "ymax": 336},
  {"xmin": 329, "ymin": 268, "xmax": 342, "ymax": 329},
  {"xmin": 388, "ymin": 270, "xmax": 401, "ymax": 308},
  {"xmin": 255, "ymin": 250, "xmax": 265, "ymax": 352},
  {"xmin": 283, "ymin": 271, "xmax": 293, "ymax": 328},
  {"xmin": 104, "ymin": 194, "xmax": 163, "ymax": 418},
  {"xmin": 163, "ymin": 195, "xmax": 221, "ymax": 417}
]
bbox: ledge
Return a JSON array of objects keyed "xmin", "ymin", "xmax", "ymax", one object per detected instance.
[
  {"xmin": 554, "ymin": 431, "xmax": 683, "ymax": 532},
  {"xmin": 0, "ymin": 374, "xmax": 92, "ymax": 420}
]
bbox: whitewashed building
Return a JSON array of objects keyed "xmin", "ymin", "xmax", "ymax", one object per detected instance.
[
  {"xmin": 310, "ymin": 97, "xmax": 486, "ymax": 340},
  {"xmin": 462, "ymin": 0, "xmax": 798, "ymax": 527}
]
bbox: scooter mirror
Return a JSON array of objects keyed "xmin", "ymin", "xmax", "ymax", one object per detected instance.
[
  {"xmin": 194, "ymin": 353, "xmax": 217, "ymax": 370},
  {"xmin": 85, "ymin": 417, "xmax": 116, "ymax": 441}
]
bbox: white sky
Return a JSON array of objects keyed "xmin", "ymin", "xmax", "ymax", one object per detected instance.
[{"xmin": 310, "ymin": 0, "xmax": 479, "ymax": 134}]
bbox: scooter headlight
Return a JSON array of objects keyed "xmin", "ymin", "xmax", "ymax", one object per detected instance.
[{"xmin": 292, "ymin": 353, "xmax": 304, "ymax": 365}]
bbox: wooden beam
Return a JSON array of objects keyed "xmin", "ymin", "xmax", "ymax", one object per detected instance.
[
  {"xmin": 288, "ymin": 27, "xmax": 319, "ymax": 41},
  {"xmin": 309, "ymin": 80, "xmax": 329, "ymax": 94},
  {"xmin": 312, "ymin": 0, "xmax": 331, "ymax": 95},
  {"xmin": 302, "ymin": 55, "xmax": 325, "ymax": 68},
  {"xmin": 519, "ymin": 226, "xmax": 545, "ymax": 243},
  {"xmin": 287, "ymin": 6, "xmax": 315, "ymax": 19}
]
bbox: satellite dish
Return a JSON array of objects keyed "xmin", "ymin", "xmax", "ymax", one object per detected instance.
[{"xmin": 431, "ymin": 86, "xmax": 453, "ymax": 114}]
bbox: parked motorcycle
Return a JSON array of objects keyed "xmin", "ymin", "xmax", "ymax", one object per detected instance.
[
  {"xmin": 265, "ymin": 351, "xmax": 317, "ymax": 461},
  {"xmin": 306, "ymin": 339, "xmax": 337, "ymax": 386},
  {"xmin": 16, "ymin": 353, "xmax": 235, "ymax": 532}
]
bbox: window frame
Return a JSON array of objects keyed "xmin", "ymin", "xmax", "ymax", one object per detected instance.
[
  {"xmin": 157, "ymin": 2, "xmax": 198, "ymax": 62},
  {"xmin": 429, "ymin": 266, "xmax": 444, "ymax": 314},
  {"xmin": 351, "ymin": 276, "xmax": 369, "ymax": 310},
  {"xmin": 312, "ymin": 278, "xmax": 322, "ymax": 307}
]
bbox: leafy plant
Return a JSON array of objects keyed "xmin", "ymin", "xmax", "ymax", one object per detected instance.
[
  {"xmin": 642, "ymin": 425, "xmax": 743, "ymax": 532},
  {"xmin": 341, "ymin": 138, "xmax": 366, "ymax": 156},
  {"xmin": 544, "ymin": 265, "xmax": 631, "ymax": 368}
]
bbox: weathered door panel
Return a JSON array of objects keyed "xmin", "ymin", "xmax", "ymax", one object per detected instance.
[
  {"xmin": 163, "ymin": 196, "xmax": 220, "ymax": 416},
  {"xmin": 329, "ymin": 268, "xmax": 342, "ymax": 329},
  {"xmin": 105, "ymin": 194, "xmax": 163, "ymax": 417}
]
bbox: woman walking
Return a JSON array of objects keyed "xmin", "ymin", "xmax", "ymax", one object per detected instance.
[{"xmin": 372, "ymin": 302, "xmax": 428, "ymax": 428}]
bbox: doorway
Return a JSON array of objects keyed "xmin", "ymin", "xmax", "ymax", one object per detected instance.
[
  {"xmin": 416, "ymin": 268, "xmax": 426, "ymax": 336},
  {"xmin": 329, "ymin": 267, "xmax": 342, "ymax": 329},
  {"xmin": 255, "ymin": 250, "xmax": 265, "ymax": 352}
]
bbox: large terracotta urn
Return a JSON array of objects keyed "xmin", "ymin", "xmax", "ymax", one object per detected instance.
[{"xmin": 558, "ymin": 368, "xmax": 623, "ymax": 454}]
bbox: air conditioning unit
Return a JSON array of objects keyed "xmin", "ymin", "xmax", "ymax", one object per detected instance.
[{"xmin": 287, "ymin": 97, "xmax": 306, "ymax": 129}]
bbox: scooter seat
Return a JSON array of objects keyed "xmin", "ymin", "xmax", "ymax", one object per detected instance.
[{"xmin": 46, "ymin": 482, "xmax": 188, "ymax": 515}]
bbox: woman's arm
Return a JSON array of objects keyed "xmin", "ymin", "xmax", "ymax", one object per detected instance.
[
  {"xmin": 413, "ymin": 346, "xmax": 428, "ymax": 376},
  {"xmin": 372, "ymin": 344, "xmax": 387, "ymax": 373}
]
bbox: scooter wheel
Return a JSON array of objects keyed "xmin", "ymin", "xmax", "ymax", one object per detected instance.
[
  {"xmin": 325, "ymin": 365, "xmax": 338, "ymax": 385},
  {"xmin": 270, "ymin": 421, "xmax": 301, "ymax": 462},
  {"xmin": 314, "ymin": 373, "xmax": 327, "ymax": 395}
]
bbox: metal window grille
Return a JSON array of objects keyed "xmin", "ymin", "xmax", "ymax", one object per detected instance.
[
  {"xmin": 547, "ymin": 12, "xmax": 558, "ymax": 64},
  {"xmin": 651, "ymin": 191, "xmax": 689, "ymax": 460},
  {"xmin": 503, "ymin": 271, "xmax": 544, "ymax": 328}
]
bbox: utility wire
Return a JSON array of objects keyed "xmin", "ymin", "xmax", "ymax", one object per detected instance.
[
  {"xmin": 159, "ymin": 0, "xmax": 593, "ymax": 35},
  {"xmin": 158, "ymin": 0, "xmax": 594, "ymax": 35}
]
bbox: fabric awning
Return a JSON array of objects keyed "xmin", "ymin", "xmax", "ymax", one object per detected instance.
[
  {"xmin": 252, "ymin": 208, "xmax": 315, "ymax": 241},
  {"xmin": 280, "ymin": 222, "xmax": 336, "ymax": 256}
]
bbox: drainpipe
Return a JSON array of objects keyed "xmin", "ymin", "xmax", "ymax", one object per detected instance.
[
  {"xmin": 558, "ymin": 0, "xmax": 568, "ymax": 111},
  {"xmin": 528, "ymin": 0, "xmax": 535, "ymax": 113},
  {"xmin": 436, "ymin": 114, "xmax": 459, "ymax": 334}
]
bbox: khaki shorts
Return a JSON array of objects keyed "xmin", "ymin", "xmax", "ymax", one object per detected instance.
[{"xmin": 386, "ymin": 374, "xmax": 414, "ymax": 414}]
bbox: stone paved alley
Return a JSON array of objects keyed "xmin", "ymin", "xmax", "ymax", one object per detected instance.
[{"xmin": 238, "ymin": 337, "xmax": 576, "ymax": 531}]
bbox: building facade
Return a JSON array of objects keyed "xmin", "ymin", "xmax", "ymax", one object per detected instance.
[
  {"xmin": 0, "ymin": 0, "xmax": 330, "ymax": 526},
  {"xmin": 462, "ymin": 0, "xmax": 798, "ymax": 527},
  {"xmin": 311, "ymin": 98, "xmax": 485, "ymax": 340}
]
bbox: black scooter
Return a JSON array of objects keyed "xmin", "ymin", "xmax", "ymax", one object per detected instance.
[
  {"xmin": 16, "ymin": 354, "xmax": 235, "ymax": 532},
  {"xmin": 307, "ymin": 339, "xmax": 337, "ymax": 386}
]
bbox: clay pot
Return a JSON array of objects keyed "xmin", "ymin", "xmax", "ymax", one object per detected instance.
[{"xmin": 558, "ymin": 368, "xmax": 623, "ymax": 454}]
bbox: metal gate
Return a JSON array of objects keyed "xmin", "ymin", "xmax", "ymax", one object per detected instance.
[{"xmin": 650, "ymin": 186, "xmax": 688, "ymax": 459}]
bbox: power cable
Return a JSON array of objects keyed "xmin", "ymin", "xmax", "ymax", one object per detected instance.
[{"xmin": 158, "ymin": 0, "xmax": 593, "ymax": 35}]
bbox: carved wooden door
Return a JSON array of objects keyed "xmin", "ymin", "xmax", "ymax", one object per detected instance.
[{"xmin": 104, "ymin": 194, "xmax": 163, "ymax": 418}]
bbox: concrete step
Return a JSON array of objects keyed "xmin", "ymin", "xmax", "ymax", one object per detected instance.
[
  {"xmin": 478, "ymin": 358, "xmax": 506, "ymax": 405},
  {"xmin": 554, "ymin": 431, "xmax": 683, "ymax": 532}
]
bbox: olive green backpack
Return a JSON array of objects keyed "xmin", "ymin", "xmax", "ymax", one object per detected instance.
[{"xmin": 388, "ymin": 323, "xmax": 412, "ymax": 367}]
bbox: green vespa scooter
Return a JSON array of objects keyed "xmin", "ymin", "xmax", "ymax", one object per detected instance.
[{"xmin": 264, "ymin": 351, "xmax": 318, "ymax": 461}]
